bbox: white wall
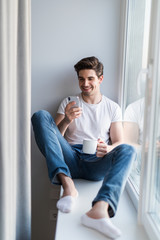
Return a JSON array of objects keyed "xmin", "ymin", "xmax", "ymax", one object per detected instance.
[{"xmin": 31, "ymin": 0, "xmax": 124, "ymax": 239}]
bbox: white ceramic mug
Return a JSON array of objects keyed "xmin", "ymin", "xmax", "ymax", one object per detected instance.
[{"xmin": 82, "ymin": 139, "xmax": 97, "ymax": 154}]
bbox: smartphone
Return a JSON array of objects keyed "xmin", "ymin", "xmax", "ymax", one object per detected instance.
[{"xmin": 68, "ymin": 96, "xmax": 80, "ymax": 108}]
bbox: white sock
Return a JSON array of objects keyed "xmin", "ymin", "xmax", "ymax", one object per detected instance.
[
  {"xmin": 81, "ymin": 214, "xmax": 122, "ymax": 239},
  {"xmin": 56, "ymin": 193, "xmax": 78, "ymax": 213}
]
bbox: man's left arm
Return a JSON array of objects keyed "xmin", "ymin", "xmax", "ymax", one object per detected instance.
[{"xmin": 96, "ymin": 122, "xmax": 124, "ymax": 157}]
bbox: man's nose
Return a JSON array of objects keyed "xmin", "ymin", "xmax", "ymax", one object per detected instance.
[{"xmin": 83, "ymin": 80, "xmax": 89, "ymax": 86}]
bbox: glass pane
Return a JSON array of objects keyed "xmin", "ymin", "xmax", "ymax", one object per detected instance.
[
  {"xmin": 150, "ymin": 80, "xmax": 160, "ymax": 230},
  {"xmin": 124, "ymin": 0, "xmax": 146, "ymax": 105},
  {"xmin": 123, "ymin": 0, "xmax": 150, "ymax": 194}
]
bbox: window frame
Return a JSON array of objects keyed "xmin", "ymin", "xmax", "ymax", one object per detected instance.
[
  {"xmin": 120, "ymin": 0, "xmax": 152, "ymax": 211},
  {"xmin": 138, "ymin": 0, "xmax": 160, "ymax": 239},
  {"xmin": 121, "ymin": 0, "xmax": 160, "ymax": 239}
]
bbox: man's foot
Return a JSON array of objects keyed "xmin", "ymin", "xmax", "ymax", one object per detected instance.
[
  {"xmin": 81, "ymin": 214, "xmax": 122, "ymax": 239},
  {"xmin": 81, "ymin": 201, "xmax": 122, "ymax": 239},
  {"xmin": 56, "ymin": 174, "xmax": 78, "ymax": 213},
  {"xmin": 86, "ymin": 201, "xmax": 110, "ymax": 219},
  {"xmin": 56, "ymin": 192, "xmax": 78, "ymax": 213}
]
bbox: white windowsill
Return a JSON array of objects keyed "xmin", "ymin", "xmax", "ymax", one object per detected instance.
[
  {"xmin": 55, "ymin": 179, "xmax": 150, "ymax": 240},
  {"xmin": 125, "ymin": 178, "xmax": 139, "ymax": 211}
]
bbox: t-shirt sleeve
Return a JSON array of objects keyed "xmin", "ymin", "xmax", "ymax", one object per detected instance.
[
  {"xmin": 124, "ymin": 104, "xmax": 138, "ymax": 123},
  {"xmin": 112, "ymin": 104, "xmax": 122, "ymax": 122},
  {"xmin": 57, "ymin": 97, "xmax": 68, "ymax": 115}
]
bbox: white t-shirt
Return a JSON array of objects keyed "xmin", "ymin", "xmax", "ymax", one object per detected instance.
[
  {"xmin": 57, "ymin": 94, "xmax": 122, "ymax": 145},
  {"xmin": 124, "ymin": 98, "xmax": 145, "ymax": 144}
]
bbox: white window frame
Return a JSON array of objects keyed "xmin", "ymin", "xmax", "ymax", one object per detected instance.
[
  {"xmin": 120, "ymin": 0, "xmax": 160, "ymax": 239},
  {"xmin": 119, "ymin": 0, "xmax": 129, "ymax": 110},
  {"xmin": 120, "ymin": 0, "xmax": 152, "ymax": 211},
  {"xmin": 138, "ymin": 0, "xmax": 160, "ymax": 239}
]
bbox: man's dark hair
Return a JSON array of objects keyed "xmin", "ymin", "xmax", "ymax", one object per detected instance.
[{"xmin": 74, "ymin": 56, "xmax": 103, "ymax": 78}]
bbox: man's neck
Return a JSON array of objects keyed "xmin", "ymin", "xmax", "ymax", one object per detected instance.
[{"xmin": 81, "ymin": 92, "xmax": 102, "ymax": 104}]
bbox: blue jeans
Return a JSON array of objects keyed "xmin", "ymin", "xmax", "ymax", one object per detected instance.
[{"xmin": 31, "ymin": 110, "xmax": 136, "ymax": 217}]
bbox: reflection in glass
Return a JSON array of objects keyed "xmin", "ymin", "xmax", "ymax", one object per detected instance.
[
  {"xmin": 151, "ymin": 99, "xmax": 160, "ymax": 229},
  {"xmin": 124, "ymin": 98, "xmax": 145, "ymax": 192},
  {"xmin": 122, "ymin": 0, "xmax": 151, "ymax": 194},
  {"xmin": 123, "ymin": 0, "xmax": 146, "ymax": 106}
]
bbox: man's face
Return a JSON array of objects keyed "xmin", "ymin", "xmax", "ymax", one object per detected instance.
[{"xmin": 78, "ymin": 69, "xmax": 103, "ymax": 96}]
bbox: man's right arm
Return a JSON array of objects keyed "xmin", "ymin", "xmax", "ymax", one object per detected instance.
[{"xmin": 55, "ymin": 101, "xmax": 82, "ymax": 136}]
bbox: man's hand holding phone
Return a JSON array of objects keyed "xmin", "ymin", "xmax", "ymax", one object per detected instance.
[{"xmin": 64, "ymin": 96, "xmax": 82, "ymax": 123}]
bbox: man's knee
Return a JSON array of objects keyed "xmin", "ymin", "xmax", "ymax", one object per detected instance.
[
  {"xmin": 31, "ymin": 110, "xmax": 51, "ymax": 126},
  {"xmin": 118, "ymin": 144, "xmax": 135, "ymax": 153},
  {"xmin": 115, "ymin": 144, "xmax": 137, "ymax": 161}
]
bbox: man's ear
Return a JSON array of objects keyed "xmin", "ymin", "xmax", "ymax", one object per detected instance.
[{"xmin": 99, "ymin": 75, "xmax": 103, "ymax": 84}]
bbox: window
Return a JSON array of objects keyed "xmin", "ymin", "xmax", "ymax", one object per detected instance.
[
  {"xmin": 122, "ymin": 0, "xmax": 151, "ymax": 202},
  {"xmin": 138, "ymin": 0, "xmax": 160, "ymax": 236},
  {"xmin": 151, "ymin": 90, "xmax": 160, "ymax": 232},
  {"xmin": 122, "ymin": 0, "xmax": 160, "ymax": 239}
]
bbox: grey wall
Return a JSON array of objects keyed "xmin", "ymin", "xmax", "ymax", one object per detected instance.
[{"xmin": 31, "ymin": 0, "xmax": 124, "ymax": 239}]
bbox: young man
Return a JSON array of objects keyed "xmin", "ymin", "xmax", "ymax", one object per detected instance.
[{"xmin": 32, "ymin": 56, "xmax": 136, "ymax": 239}]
